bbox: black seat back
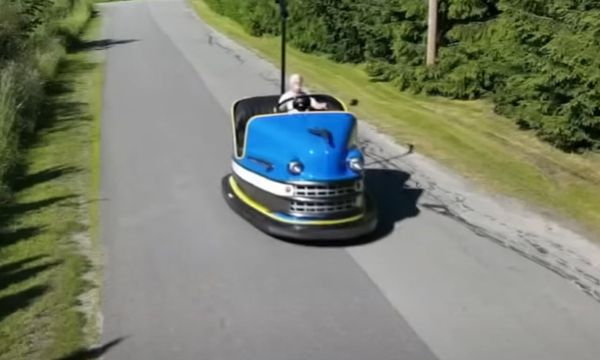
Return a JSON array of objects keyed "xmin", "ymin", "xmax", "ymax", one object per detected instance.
[{"xmin": 233, "ymin": 96, "xmax": 280, "ymax": 156}]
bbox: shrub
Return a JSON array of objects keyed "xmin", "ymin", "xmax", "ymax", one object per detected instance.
[{"xmin": 0, "ymin": 0, "xmax": 93, "ymax": 197}]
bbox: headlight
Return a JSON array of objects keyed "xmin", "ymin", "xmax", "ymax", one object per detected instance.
[
  {"xmin": 348, "ymin": 157, "xmax": 364, "ymax": 172},
  {"xmin": 288, "ymin": 161, "xmax": 304, "ymax": 175}
]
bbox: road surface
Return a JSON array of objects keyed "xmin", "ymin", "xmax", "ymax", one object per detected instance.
[{"xmin": 98, "ymin": 1, "xmax": 600, "ymax": 359}]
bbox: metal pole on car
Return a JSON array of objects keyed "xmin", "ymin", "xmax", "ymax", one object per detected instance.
[{"xmin": 278, "ymin": 0, "xmax": 288, "ymax": 94}]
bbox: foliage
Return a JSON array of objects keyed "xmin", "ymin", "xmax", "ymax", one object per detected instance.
[
  {"xmin": 0, "ymin": 0, "xmax": 93, "ymax": 196},
  {"xmin": 203, "ymin": 0, "xmax": 600, "ymax": 151}
]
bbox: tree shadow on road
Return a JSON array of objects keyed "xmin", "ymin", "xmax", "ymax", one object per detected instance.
[
  {"xmin": 54, "ymin": 337, "xmax": 127, "ymax": 360},
  {"xmin": 64, "ymin": 9, "xmax": 138, "ymax": 53},
  {"xmin": 69, "ymin": 38, "xmax": 138, "ymax": 52}
]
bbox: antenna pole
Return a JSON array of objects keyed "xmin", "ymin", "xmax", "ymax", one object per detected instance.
[{"xmin": 278, "ymin": 0, "xmax": 288, "ymax": 94}]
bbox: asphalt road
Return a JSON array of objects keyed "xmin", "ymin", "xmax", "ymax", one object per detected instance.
[{"xmin": 99, "ymin": 1, "xmax": 600, "ymax": 359}]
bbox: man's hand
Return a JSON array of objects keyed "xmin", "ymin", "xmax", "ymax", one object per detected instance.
[{"xmin": 311, "ymin": 98, "xmax": 328, "ymax": 110}]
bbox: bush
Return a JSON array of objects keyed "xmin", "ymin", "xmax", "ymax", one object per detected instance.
[
  {"xmin": 0, "ymin": 69, "xmax": 18, "ymax": 195},
  {"xmin": 0, "ymin": 0, "xmax": 93, "ymax": 197}
]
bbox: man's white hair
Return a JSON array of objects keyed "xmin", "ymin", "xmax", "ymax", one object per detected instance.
[{"xmin": 289, "ymin": 73, "xmax": 303, "ymax": 86}]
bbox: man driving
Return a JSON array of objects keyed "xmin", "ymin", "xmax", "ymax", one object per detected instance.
[{"xmin": 278, "ymin": 74, "xmax": 328, "ymax": 112}]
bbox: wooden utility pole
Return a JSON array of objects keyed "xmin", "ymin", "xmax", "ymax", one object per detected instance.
[{"xmin": 426, "ymin": 0, "xmax": 438, "ymax": 66}]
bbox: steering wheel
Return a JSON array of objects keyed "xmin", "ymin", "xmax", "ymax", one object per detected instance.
[{"xmin": 277, "ymin": 94, "xmax": 313, "ymax": 112}]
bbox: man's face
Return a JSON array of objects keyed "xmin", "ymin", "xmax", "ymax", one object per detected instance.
[{"xmin": 290, "ymin": 77, "xmax": 303, "ymax": 93}]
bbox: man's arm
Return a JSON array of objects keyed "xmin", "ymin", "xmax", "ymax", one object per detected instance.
[
  {"xmin": 278, "ymin": 92, "xmax": 292, "ymax": 111},
  {"xmin": 310, "ymin": 97, "xmax": 328, "ymax": 110}
]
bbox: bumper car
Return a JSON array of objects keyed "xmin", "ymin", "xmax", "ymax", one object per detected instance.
[{"xmin": 222, "ymin": 94, "xmax": 377, "ymax": 241}]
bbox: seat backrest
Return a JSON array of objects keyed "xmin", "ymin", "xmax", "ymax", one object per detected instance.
[{"xmin": 233, "ymin": 96, "xmax": 280, "ymax": 156}]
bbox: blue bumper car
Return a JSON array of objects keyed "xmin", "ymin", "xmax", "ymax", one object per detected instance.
[{"xmin": 222, "ymin": 94, "xmax": 377, "ymax": 241}]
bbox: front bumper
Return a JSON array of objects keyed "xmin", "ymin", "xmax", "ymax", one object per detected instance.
[{"xmin": 222, "ymin": 175, "xmax": 377, "ymax": 241}]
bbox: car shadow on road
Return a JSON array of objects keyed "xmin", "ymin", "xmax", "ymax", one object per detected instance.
[{"xmin": 284, "ymin": 168, "xmax": 423, "ymax": 247}]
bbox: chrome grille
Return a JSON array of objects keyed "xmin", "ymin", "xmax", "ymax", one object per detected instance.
[
  {"xmin": 290, "ymin": 198, "xmax": 356, "ymax": 215},
  {"xmin": 294, "ymin": 182, "xmax": 359, "ymax": 198}
]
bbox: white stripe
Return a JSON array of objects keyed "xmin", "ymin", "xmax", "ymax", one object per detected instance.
[{"xmin": 232, "ymin": 161, "xmax": 293, "ymax": 197}]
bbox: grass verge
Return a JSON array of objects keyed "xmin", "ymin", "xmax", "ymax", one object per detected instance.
[
  {"xmin": 0, "ymin": 14, "xmax": 103, "ymax": 360},
  {"xmin": 190, "ymin": 0, "xmax": 600, "ymax": 240}
]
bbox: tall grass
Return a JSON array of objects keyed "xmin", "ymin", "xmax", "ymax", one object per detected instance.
[
  {"xmin": 0, "ymin": 0, "xmax": 93, "ymax": 199},
  {"xmin": 0, "ymin": 71, "xmax": 18, "ymax": 195},
  {"xmin": 1, "ymin": 2, "xmax": 101, "ymax": 358}
]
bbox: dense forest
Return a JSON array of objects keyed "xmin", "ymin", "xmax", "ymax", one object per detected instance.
[
  {"xmin": 204, "ymin": 0, "xmax": 600, "ymax": 152},
  {"xmin": 0, "ymin": 0, "xmax": 91, "ymax": 195}
]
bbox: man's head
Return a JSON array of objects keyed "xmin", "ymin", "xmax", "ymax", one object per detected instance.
[{"xmin": 289, "ymin": 73, "xmax": 304, "ymax": 93}]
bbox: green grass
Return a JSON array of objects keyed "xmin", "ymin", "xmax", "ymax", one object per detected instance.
[
  {"xmin": 190, "ymin": 0, "xmax": 600, "ymax": 240},
  {"xmin": 0, "ymin": 15, "xmax": 103, "ymax": 360}
]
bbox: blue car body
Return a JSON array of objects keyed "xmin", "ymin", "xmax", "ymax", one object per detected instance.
[
  {"xmin": 240, "ymin": 112, "xmax": 361, "ymax": 182},
  {"xmin": 222, "ymin": 94, "xmax": 377, "ymax": 241}
]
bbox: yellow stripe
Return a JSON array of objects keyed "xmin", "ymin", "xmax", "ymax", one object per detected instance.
[{"xmin": 228, "ymin": 176, "xmax": 364, "ymax": 226}]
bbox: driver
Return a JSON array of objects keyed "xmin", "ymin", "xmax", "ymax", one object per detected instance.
[{"xmin": 278, "ymin": 74, "xmax": 328, "ymax": 112}]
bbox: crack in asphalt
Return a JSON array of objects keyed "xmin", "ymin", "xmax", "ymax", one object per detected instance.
[
  {"xmin": 259, "ymin": 71, "xmax": 280, "ymax": 88},
  {"xmin": 360, "ymin": 137, "xmax": 600, "ymax": 303},
  {"xmin": 207, "ymin": 33, "xmax": 244, "ymax": 64}
]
